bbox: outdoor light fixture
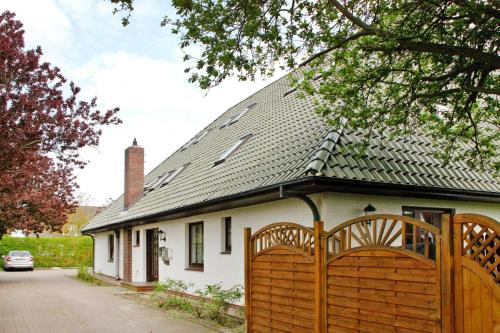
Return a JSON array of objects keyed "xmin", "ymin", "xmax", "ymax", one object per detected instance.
[
  {"xmin": 158, "ymin": 229, "xmax": 166, "ymax": 241},
  {"xmin": 363, "ymin": 203, "xmax": 376, "ymax": 215}
]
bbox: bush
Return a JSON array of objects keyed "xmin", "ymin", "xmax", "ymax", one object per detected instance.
[
  {"xmin": 0, "ymin": 236, "xmax": 92, "ymax": 267},
  {"xmin": 198, "ymin": 283, "xmax": 243, "ymax": 324},
  {"xmin": 77, "ymin": 266, "xmax": 95, "ymax": 282},
  {"xmin": 153, "ymin": 279, "xmax": 193, "ymax": 309},
  {"xmin": 153, "ymin": 279, "xmax": 243, "ymax": 326}
]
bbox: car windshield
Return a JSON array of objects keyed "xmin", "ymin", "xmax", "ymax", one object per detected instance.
[{"xmin": 10, "ymin": 251, "xmax": 30, "ymax": 257}]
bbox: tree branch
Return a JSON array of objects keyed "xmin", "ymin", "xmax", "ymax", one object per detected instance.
[{"xmin": 299, "ymin": 31, "xmax": 371, "ymax": 67}]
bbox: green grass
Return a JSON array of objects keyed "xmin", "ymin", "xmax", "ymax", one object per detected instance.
[{"xmin": 0, "ymin": 236, "xmax": 92, "ymax": 267}]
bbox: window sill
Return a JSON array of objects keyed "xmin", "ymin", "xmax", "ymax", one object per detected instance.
[
  {"xmin": 107, "ymin": 260, "xmax": 114, "ymax": 263},
  {"xmin": 220, "ymin": 251, "xmax": 231, "ymax": 255},
  {"xmin": 185, "ymin": 266, "xmax": 204, "ymax": 272}
]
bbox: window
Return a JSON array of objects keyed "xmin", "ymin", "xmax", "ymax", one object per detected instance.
[
  {"xmin": 229, "ymin": 103, "xmax": 256, "ymax": 125},
  {"xmin": 193, "ymin": 130, "xmax": 210, "ymax": 144},
  {"xmin": 220, "ymin": 104, "xmax": 257, "ymax": 129},
  {"xmin": 145, "ymin": 164, "xmax": 189, "ymax": 192},
  {"xmin": 159, "ymin": 164, "xmax": 189, "ymax": 188},
  {"xmin": 402, "ymin": 206, "xmax": 452, "ymax": 260},
  {"xmin": 108, "ymin": 234, "xmax": 114, "ymax": 262},
  {"xmin": 134, "ymin": 230, "xmax": 140, "ymax": 247},
  {"xmin": 402, "ymin": 206, "xmax": 452, "ymax": 229},
  {"xmin": 188, "ymin": 222, "xmax": 204, "ymax": 269},
  {"xmin": 221, "ymin": 217, "xmax": 232, "ymax": 254},
  {"xmin": 214, "ymin": 134, "xmax": 252, "ymax": 166}
]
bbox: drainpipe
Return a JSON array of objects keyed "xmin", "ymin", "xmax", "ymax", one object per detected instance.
[
  {"xmin": 115, "ymin": 229, "xmax": 120, "ymax": 280},
  {"xmin": 82, "ymin": 233, "xmax": 95, "ymax": 274},
  {"xmin": 279, "ymin": 185, "xmax": 321, "ymax": 221}
]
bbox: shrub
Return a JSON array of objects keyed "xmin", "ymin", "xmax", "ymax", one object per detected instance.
[
  {"xmin": 198, "ymin": 283, "xmax": 243, "ymax": 324},
  {"xmin": 0, "ymin": 236, "xmax": 92, "ymax": 267},
  {"xmin": 77, "ymin": 266, "xmax": 95, "ymax": 283},
  {"xmin": 153, "ymin": 278, "xmax": 193, "ymax": 309}
]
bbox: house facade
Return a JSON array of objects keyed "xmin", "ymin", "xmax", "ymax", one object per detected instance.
[{"xmin": 82, "ymin": 72, "xmax": 500, "ymax": 293}]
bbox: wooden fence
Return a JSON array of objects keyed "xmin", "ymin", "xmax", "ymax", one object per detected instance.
[{"xmin": 244, "ymin": 213, "xmax": 500, "ymax": 332}]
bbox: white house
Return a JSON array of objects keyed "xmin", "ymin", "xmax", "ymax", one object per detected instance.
[{"xmin": 81, "ymin": 72, "xmax": 500, "ymax": 293}]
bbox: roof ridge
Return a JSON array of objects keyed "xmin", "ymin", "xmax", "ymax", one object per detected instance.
[{"xmin": 305, "ymin": 117, "xmax": 347, "ymax": 176}]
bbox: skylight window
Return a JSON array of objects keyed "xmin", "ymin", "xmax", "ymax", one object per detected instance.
[
  {"xmin": 144, "ymin": 163, "xmax": 190, "ymax": 192},
  {"xmin": 214, "ymin": 134, "xmax": 252, "ymax": 166},
  {"xmin": 193, "ymin": 130, "xmax": 210, "ymax": 144},
  {"xmin": 220, "ymin": 103, "xmax": 257, "ymax": 129},
  {"xmin": 229, "ymin": 103, "xmax": 256, "ymax": 125},
  {"xmin": 159, "ymin": 163, "xmax": 189, "ymax": 187},
  {"xmin": 182, "ymin": 130, "xmax": 211, "ymax": 150}
]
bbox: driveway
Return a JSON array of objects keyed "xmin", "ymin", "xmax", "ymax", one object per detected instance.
[{"xmin": 0, "ymin": 269, "xmax": 214, "ymax": 333}]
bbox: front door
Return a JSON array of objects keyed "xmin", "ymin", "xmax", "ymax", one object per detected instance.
[{"xmin": 146, "ymin": 228, "xmax": 159, "ymax": 282}]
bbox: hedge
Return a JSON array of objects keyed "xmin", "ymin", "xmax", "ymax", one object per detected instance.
[{"xmin": 0, "ymin": 236, "xmax": 93, "ymax": 268}]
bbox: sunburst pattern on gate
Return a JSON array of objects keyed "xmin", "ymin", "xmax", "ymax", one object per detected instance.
[
  {"xmin": 460, "ymin": 222, "xmax": 499, "ymax": 285},
  {"xmin": 325, "ymin": 214, "xmax": 441, "ymax": 260},
  {"xmin": 250, "ymin": 222, "xmax": 315, "ymax": 256}
]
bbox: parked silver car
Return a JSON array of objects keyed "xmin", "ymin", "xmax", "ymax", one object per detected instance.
[{"xmin": 2, "ymin": 251, "xmax": 34, "ymax": 271}]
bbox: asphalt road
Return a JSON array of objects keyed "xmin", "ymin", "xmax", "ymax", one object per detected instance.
[{"xmin": 0, "ymin": 269, "xmax": 213, "ymax": 333}]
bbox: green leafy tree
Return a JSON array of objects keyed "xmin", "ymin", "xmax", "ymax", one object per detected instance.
[{"xmin": 111, "ymin": 0, "xmax": 499, "ymax": 173}]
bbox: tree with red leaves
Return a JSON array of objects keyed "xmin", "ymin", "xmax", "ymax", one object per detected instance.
[{"xmin": 0, "ymin": 11, "xmax": 121, "ymax": 237}]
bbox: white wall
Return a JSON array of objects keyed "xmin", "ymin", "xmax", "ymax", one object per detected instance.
[
  {"xmin": 322, "ymin": 192, "xmax": 500, "ymax": 229},
  {"xmin": 94, "ymin": 231, "xmax": 116, "ymax": 277},
  {"xmin": 94, "ymin": 192, "xmax": 500, "ymax": 295}
]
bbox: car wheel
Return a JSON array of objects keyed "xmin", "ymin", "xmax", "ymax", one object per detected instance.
[{"xmin": 29, "ymin": 268, "xmax": 33, "ymax": 271}]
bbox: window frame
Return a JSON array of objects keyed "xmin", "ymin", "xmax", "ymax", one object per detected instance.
[
  {"xmin": 221, "ymin": 217, "xmax": 232, "ymax": 254},
  {"xmin": 108, "ymin": 234, "xmax": 114, "ymax": 262},
  {"xmin": 188, "ymin": 222, "xmax": 204, "ymax": 270},
  {"xmin": 214, "ymin": 134, "xmax": 252, "ymax": 166},
  {"xmin": 134, "ymin": 230, "xmax": 140, "ymax": 247},
  {"xmin": 402, "ymin": 206, "xmax": 454, "ymax": 229}
]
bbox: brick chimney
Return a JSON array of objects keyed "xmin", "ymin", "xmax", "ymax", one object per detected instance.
[{"xmin": 124, "ymin": 138, "xmax": 144, "ymax": 210}]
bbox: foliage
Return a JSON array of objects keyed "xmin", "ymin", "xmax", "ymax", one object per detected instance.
[
  {"xmin": 0, "ymin": 236, "xmax": 92, "ymax": 267},
  {"xmin": 77, "ymin": 266, "xmax": 95, "ymax": 282},
  {"xmin": 0, "ymin": 11, "xmax": 121, "ymax": 237},
  {"xmin": 63, "ymin": 206, "xmax": 100, "ymax": 236},
  {"xmin": 153, "ymin": 278, "xmax": 193, "ymax": 309},
  {"xmin": 111, "ymin": 0, "xmax": 499, "ymax": 173},
  {"xmin": 196, "ymin": 283, "xmax": 243, "ymax": 324},
  {"xmin": 153, "ymin": 279, "xmax": 243, "ymax": 326}
]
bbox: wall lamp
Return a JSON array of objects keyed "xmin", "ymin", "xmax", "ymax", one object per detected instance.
[
  {"xmin": 158, "ymin": 229, "xmax": 166, "ymax": 241},
  {"xmin": 363, "ymin": 203, "xmax": 376, "ymax": 215}
]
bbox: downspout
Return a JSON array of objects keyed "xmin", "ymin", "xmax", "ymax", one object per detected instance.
[
  {"xmin": 279, "ymin": 185, "xmax": 321, "ymax": 221},
  {"xmin": 82, "ymin": 233, "xmax": 95, "ymax": 275}
]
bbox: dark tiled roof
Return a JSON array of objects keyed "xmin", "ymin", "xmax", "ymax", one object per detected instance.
[
  {"xmin": 306, "ymin": 129, "xmax": 500, "ymax": 192},
  {"xmin": 82, "ymin": 73, "xmax": 500, "ymax": 232}
]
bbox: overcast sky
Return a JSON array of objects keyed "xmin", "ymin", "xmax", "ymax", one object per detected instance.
[{"xmin": 1, "ymin": 0, "xmax": 282, "ymax": 206}]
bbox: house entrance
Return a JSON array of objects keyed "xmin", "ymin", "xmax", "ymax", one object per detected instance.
[{"xmin": 146, "ymin": 228, "xmax": 159, "ymax": 282}]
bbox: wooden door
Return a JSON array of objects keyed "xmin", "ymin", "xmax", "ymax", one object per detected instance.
[
  {"xmin": 146, "ymin": 228, "xmax": 159, "ymax": 282},
  {"xmin": 453, "ymin": 214, "xmax": 500, "ymax": 333}
]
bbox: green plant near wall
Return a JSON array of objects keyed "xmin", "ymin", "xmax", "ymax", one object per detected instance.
[{"xmin": 0, "ymin": 236, "xmax": 92, "ymax": 267}]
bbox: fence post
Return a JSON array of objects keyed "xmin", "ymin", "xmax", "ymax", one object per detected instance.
[
  {"xmin": 244, "ymin": 227, "xmax": 252, "ymax": 333},
  {"xmin": 314, "ymin": 221, "xmax": 324, "ymax": 333},
  {"xmin": 441, "ymin": 214, "xmax": 454, "ymax": 332}
]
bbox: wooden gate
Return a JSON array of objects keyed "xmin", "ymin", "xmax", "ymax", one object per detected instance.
[
  {"xmin": 244, "ymin": 213, "xmax": 500, "ymax": 332},
  {"xmin": 244, "ymin": 222, "xmax": 322, "ymax": 333},
  {"xmin": 453, "ymin": 214, "xmax": 500, "ymax": 333},
  {"xmin": 323, "ymin": 215, "xmax": 442, "ymax": 332}
]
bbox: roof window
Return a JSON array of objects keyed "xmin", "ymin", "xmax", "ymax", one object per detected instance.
[
  {"xmin": 214, "ymin": 134, "xmax": 252, "ymax": 166},
  {"xmin": 193, "ymin": 130, "xmax": 210, "ymax": 144},
  {"xmin": 144, "ymin": 163, "xmax": 190, "ymax": 192},
  {"xmin": 182, "ymin": 130, "xmax": 211, "ymax": 150},
  {"xmin": 220, "ymin": 103, "xmax": 257, "ymax": 129}
]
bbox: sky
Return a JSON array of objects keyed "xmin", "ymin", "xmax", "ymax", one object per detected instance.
[{"xmin": 1, "ymin": 0, "xmax": 282, "ymax": 206}]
